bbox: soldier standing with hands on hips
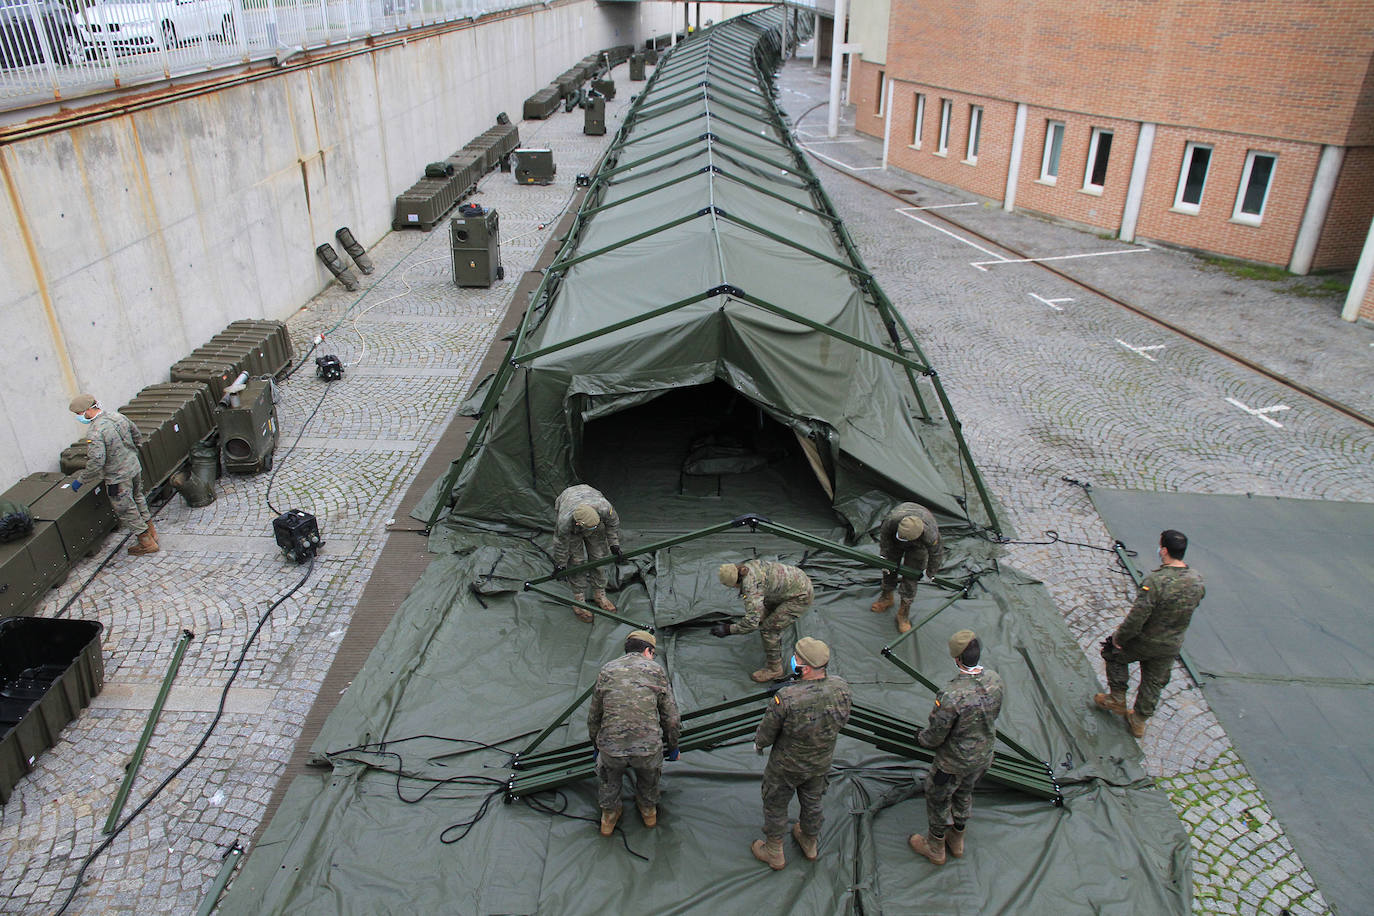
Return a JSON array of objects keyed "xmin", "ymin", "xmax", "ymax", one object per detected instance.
[{"xmin": 68, "ymin": 394, "xmax": 158, "ymax": 556}]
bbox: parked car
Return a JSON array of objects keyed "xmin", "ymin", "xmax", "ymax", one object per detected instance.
[
  {"xmin": 75, "ymin": 0, "xmax": 234, "ymax": 55},
  {"xmin": 0, "ymin": 0, "xmax": 83, "ymax": 68}
]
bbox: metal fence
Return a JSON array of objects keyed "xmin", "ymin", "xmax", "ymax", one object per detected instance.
[{"xmin": 0, "ymin": 0, "xmax": 532, "ymax": 108}]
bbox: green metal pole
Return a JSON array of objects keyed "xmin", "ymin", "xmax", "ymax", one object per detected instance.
[
  {"xmin": 517, "ymin": 682, "xmax": 598, "ymax": 759},
  {"xmin": 884, "ymin": 589, "xmax": 969, "ymax": 653},
  {"xmin": 751, "ymin": 518, "xmax": 961, "ymax": 590},
  {"xmin": 195, "ymin": 842, "xmax": 244, "ymax": 916},
  {"xmin": 524, "ymin": 519, "xmax": 739, "ymax": 589},
  {"xmin": 522, "ymin": 584, "xmax": 652, "ymax": 630},
  {"xmin": 104, "ymin": 629, "xmax": 194, "ymax": 834},
  {"xmin": 1113, "ymin": 542, "xmax": 1205, "ymax": 688}
]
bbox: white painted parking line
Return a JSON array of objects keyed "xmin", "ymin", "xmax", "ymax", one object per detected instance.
[
  {"xmin": 801, "ymin": 145, "xmax": 884, "ymax": 171},
  {"xmin": 904, "ymin": 202, "xmax": 979, "ymax": 210},
  {"xmin": 896, "ymin": 209, "xmax": 1009, "ymax": 262},
  {"xmin": 970, "ymin": 247, "xmax": 1149, "ymax": 270},
  {"xmin": 1115, "ymin": 339, "xmax": 1166, "ymax": 361},
  {"xmin": 1031, "ymin": 293, "xmax": 1073, "ymax": 311},
  {"xmin": 1225, "ymin": 397, "xmax": 1291, "ymax": 428}
]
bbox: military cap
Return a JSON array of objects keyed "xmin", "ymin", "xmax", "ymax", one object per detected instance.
[
  {"xmin": 572, "ymin": 504, "xmax": 600, "ymax": 529},
  {"xmin": 69, "ymin": 393, "xmax": 97, "ymax": 413},
  {"xmin": 718, "ymin": 563, "xmax": 739, "ymax": 587},
  {"xmin": 896, "ymin": 515, "xmax": 925, "ymax": 542},
  {"xmin": 948, "ymin": 629, "xmax": 977, "ymax": 658},
  {"xmin": 794, "ymin": 636, "xmax": 830, "ymax": 668},
  {"xmin": 627, "ymin": 629, "xmax": 656, "ymax": 648}
]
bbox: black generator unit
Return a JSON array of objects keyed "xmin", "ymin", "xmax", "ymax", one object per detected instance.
[
  {"xmin": 315, "ymin": 355, "xmax": 344, "ymax": 381},
  {"xmin": 451, "ymin": 210, "xmax": 504, "ymax": 288},
  {"xmin": 273, "ymin": 509, "xmax": 321, "ymax": 564},
  {"xmin": 512, "ymin": 148, "xmax": 556, "ymax": 186},
  {"xmin": 219, "ymin": 378, "xmax": 279, "ymax": 474}
]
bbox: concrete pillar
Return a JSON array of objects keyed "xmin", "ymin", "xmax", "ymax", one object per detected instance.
[
  {"xmin": 1341, "ymin": 212, "xmax": 1374, "ymax": 322},
  {"xmin": 1290, "ymin": 145, "xmax": 1344, "ymax": 275},
  {"xmin": 670, "ymin": 3, "xmax": 676, "ymax": 45},
  {"xmin": 843, "ymin": 41, "xmax": 854, "ymax": 104},
  {"xmin": 881, "ymin": 78, "xmax": 895, "ymax": 168},
  {"xmin": 826, "ymin": 0, "xmax": 847, "ymax": 137},
  {"xmin": 1003, "ymin": 103, "xmax": 1028, "ymax": 212},
  {"xmin": 1119, "ymin": 122, "xmax": 1156, "ymax": 243},
  {"xmin": 812, "ymin": 13, "xmax": 820, "ymax": 68}
]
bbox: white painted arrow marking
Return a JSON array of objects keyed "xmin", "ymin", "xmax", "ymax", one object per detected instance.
[
  {"xmin": 1225, "ymin": 397, "xmax": 1291, "ymax": 428},
  {"xmin": 1115, "ymin": 339, "xmax": 1166, "ymax": 361},
  {"xmin": 1031, "ymin": 293, "xmax": 1073, "ymax": 311}
]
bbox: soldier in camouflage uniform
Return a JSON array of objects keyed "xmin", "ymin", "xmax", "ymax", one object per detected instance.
[
  {"xmin": 68, "ymin": 394, "xmax": 158, "ymax": 556},
  {"xmin": 871, "ymin": 503, "xmax": 943, "ymax": 633},
  {"xmin": 750, "ymin": 637, "xmax": 851, "ymax": 869},
  {"xmin": 909, "ymin": 629, "xmax": 1004, "ymax": 866},
  {"xmin": 587, "ymin": 629, "xmax": 680, "ymax": 835},
  {"xmin": 552, "ymin": 484, "xmax": 623, "ymax": 622},
  {"xmin": 711, "ymin": 560, "xmax": 814, "ymax": 682},
  {"xmin": 1094, "ymin": 529, "xmax": 1205, "ymax": 739}
]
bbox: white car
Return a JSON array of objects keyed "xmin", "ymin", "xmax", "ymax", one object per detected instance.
[{"xmin": 76, "ymin": 0, "xmax": 234, "ymax": 55}]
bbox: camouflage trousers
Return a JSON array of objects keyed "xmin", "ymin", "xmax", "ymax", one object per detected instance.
[
  {"xmin": 108, "ymin": 477, "xmax": 151, "ymax": 536},
  {"xmin": 880, "ymin": 545, "xmax": 926, "ymax": 602},
  {"xmin": 758, "ymin": 591, "xmax": 813, "ymax": 667},
  {"xmin": 1104, "ymin": 642, "xmax": 1176, "ymax": 718},
  {"xmin": 565, "ymin": 533, "xmax": 611, "ymax": 597},
  {"xmin": 761, "ymin": 763, "xmax": 827, "ymax": 840},
  {"xmin": 596, "ymin": 752, "xmax": 661, "ymax": 811},
  {"xmin": 924, "ymin": 762, "xmax": 989, "ymax": 830}
]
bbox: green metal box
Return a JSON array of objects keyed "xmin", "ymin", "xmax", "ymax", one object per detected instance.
[
  {"xmin": 170, "ymin": 356, "xmax": 239, "ymax": 402},
  {"xmin": 219, "ymin": 378, "xmax": 278, "ymax": 475},
  {"xmin": 523, "ymin": 86, "xmax": 561, "ymax": 120},
  {"xmin": 584, "ymin": 97, "xmax": 606, "ymax": 136},
  {"xmin": 212, "ymin": 320, "xmax": 294, "ymax": 377},
  {"xmin": 0, "ymin": 521, "xmax": 66, "ymax": 619},
  {"xmin": 591, "ymin": 77, "xmax": 616, "ymax": 100},
  {"xmin": 513, "ymin": 148, "xmax": 556, "ymax": 186},
  {"xmin": 451, "ymin": 211, "xmax": 502, "ymax": 288},
  {"xmin": 1, "ymin": 473, "xmax": 63, "ymax": 508},
  {"xmin": 59, "ymin": 442, "xmax": 88, "ymax": 475},
  {"xmin": 9, "ymin": 473, "xmax": 117, "ymax": 564},
  {"xmin": 629, "ymin": 53, "xmax": 646, "ymax": 81},
  {"xmin": 0, "ymin": 617, "xmax": 104, "ymax": 803}
]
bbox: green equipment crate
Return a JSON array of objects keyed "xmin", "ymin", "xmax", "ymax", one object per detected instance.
[
  {"xmin": 555, "ymin": 68, "xmax": 583, "ymax": 98},
  {"xmin": 0, "ymin": 616, "xmax": 104, "ymax": 803},
  {"xmin": 584, "ymin": 96, "xmax": 606, "ymax": 136},
  {"xmin": 219, "ymin": 378, "xmax": 279, "ymax": 475},
  {"xmin": 210, "ymin": 319, "xmax": 293, "ymax": 378},
  {"xmin": 0, "ymin": 521, "xmax": 66, "ymax": 619},
  {"xmin": 591, "ymin": 77, "xmax": 615, "ymax": 100},
  {"xmin": 578, "ymin": 54, "xmax": 602, "ymax": 80},
  {"xmin": 512, "ymin": 148, "xmax": 556, "ymax": 186},
  {"xmin": 444, "ymin": 150, "xmax": 485, "ymax": 189},
  {"xmin": 169, "ymin": 356, "xmax": 239, "ymax": 402},
  {"xmin": 392, "ymin": 176, "xmax": 462, "ymax": 232},
  {"xmin": 120, "ymin": 381, "xmax": 217, "ymax": 490},
  {"xmin": 602, "ymin": 43, "xmax": 633, "ymax": 66},
  {"xmin": 26, "ymin": 474, "xmax": 117, "ymax": 563},
  {"xmin": 629, "ymin": 53, "xmax": 646, "ymax": 81},
  {"xmin": 523, "ymin": 85, "xmax": 561, "ymax": 120},
  {"xmin": 451, "ymin": 210, "xmax": 503, "ymax": 288}
]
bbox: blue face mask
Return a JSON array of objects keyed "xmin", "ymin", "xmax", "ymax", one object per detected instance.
[
  {"xmin": 76, "ymin": 413, "xmax": 93, "ymax": 425},
  {"xmin": 790, "ymin": 655, "xmax": 803, "ymax": 676}
]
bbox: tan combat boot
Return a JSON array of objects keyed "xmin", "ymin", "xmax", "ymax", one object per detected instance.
[
  {"xmin": 751, "ymin": 837, "xmax": 786, "ymax": 870},
  {"xmin": 599, "ymin": 807, "xmax": 621, "ymax": 836},
  {"xmin": 127, "ymin": 530, "xmax": 160, "ymax": 556},
  {"xmin": 571, "ymin": 593, "xmax": 593, "ymax": 623},
  {"xmin": 895, "ymin": 599, "xmax": 912, "ymax": 634},
  {"xmin": 946, "ymin": 826, "xmax": 965, "ymax": 858},
  {"xmin": 870, "ymin": 589, "xmax": 894, "ymax": 613},
  {"xmin": 750, "ymin": 661, "xmax": 785, "ymax": 683},
  {"xmin": 909, "ymin": 831, "xmax": 946, "ymax": 865},
  {"xmin": 638, "ymin": 805, "xmax": 657, "ymax": 828},
  {"xmin": 1094, "ymin": 691, "xmax": 1128, "ymax": 716},
  {"xmin": 792, "ymin": 823, "xmax": 818, "ymax": 861},
  {"xmin": 593, "ymin": 591, "xmax": 617, "ymax": 613},
  {"xmin": 145, "ymin": 521, "xmax": 158, "ymax": 543},
  {"xmin": 1126, "ymin": 710, "xmax": 1148, "ymax": 739}
]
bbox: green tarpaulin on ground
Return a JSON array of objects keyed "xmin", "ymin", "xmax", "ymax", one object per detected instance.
[{"xmin": 222, "ymin": 12, "xmax": 1191, "ymax": 914}]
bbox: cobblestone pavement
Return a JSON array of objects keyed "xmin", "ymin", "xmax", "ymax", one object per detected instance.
[
  {"xmin": 777, "ymin": 61, "xmax": 1374, "ymax": 916},
  {"xmin": 0, "ymin": 65, "xmax": 643, "ymax": 915}
]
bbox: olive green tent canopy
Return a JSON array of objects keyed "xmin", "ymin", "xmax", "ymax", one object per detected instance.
[{"xmin": 222, "ymin": 11, "xmax": 1191, "ymax": 914}]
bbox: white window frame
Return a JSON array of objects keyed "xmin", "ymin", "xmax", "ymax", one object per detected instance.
[
  {"xmin": 1172, "ymin": 142, "xmax": 1213, "ymax": 213},
  {"xmin": 1083, "ymin": 127, "xmax": 1113, "ymax": 193},
  {"xmin": 1039, "ymin": 121, "xmax": 1064, "ymax": 184},
  {"xmin": 1232, "ymin": 151, "xmax": 1277, "ymax": 225},
  {"xmin": 937, "ymin": 99, "xmax": 952, "ymax": 155},
  {"xmin": 875, "ymin": 71, "xmax": 885, "ymax": 115},
  {"xmin": 964, "ymin": 105, "xmax": 983, "ymax": 164},
  {"xmin": 911, "ymin": 93, "xmax": 925, "ymax": 149}
]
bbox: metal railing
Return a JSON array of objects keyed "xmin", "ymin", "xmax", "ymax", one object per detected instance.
[{"xmin": 0, "ymin": 0, "xmax": 533, "ymax": 108}]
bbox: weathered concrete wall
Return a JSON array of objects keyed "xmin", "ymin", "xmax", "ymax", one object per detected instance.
[{"xmin": 0, "ymin": 1, "xmax": 736, "ymax": 483}]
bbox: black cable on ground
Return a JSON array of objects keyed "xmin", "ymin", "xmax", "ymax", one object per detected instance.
[
  {"xmin": 53, "ymin": 493, "xmax": 173, "ymax": 619},
  {"xmin": 520, "ymin": 790, "xmax": 649, "ymax": 861},
  {"xmin": 264, "ymin": 380, "xmax": 334, "ymax": 518},
  {"xmin": 52, "ymin": 556, "xmax": 317, "ymax": 916}
]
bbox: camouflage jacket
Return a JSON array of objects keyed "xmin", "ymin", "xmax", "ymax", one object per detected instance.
[
  {"xmin": 917, "ymin": 668, "xmax": 1004, "ymax": 776},
  {"xmin": 1115, "ymin": 564, "xmax": 1206, "ymax": 656},
  {"xmin": 756, "ymin": 675, "xmax": 852, "ymax": 779},
  {"xmin": 877, "ymin": 502, "xmax": 943, "ymax": 579},
  {"xmin": 77, "ymin": 411, "xmax": 143, "ymax": 486},
  {"xmin": 730, "ymin": 560, "xmax": 813, "ymax": 634},
  {"xmin": 552, "ymin": 484, "xmax": 621, "ymax": 566},
  {"xmin": 587, "ymin": 653, "xmax": 680, "ymax": 757}
]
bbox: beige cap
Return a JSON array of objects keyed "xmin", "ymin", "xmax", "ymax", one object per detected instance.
[
  {"xmin": 794, "ymin": 636, "xmax": 830, "ymax": 668},
  {"xmin": 948, "ymin": 629, "xmax": 977, "ymax": 658},
  {"xmin": 69, "ymin": 393, "xmax": 97, "ymax": 413},
  {"xmin": 718, "ymin": 563, "xmax": 739, "ymax": 587},
  {"xmin": 572, "ymin": 504, "xmax": 600, "ymax": 529},
  {"xmin": 896, "ymin": 515, "xmax": 925, "ymax": 542},
  {"xmin": 627, "ymin": 629, "xmax": 656, "ymax": 648}
]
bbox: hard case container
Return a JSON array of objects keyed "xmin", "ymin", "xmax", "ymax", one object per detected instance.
[
  {"xmin": 12, "ymin": 473, "xmax": 118, "ymax": 564},
  {"xmin": 0, "ymin": 521, "xmax": 67, "ymax": 619},
  {"xmin": 218, "ymin": 378, "xmax": 279, "ymax": 474},
  {"xmin": 513, "ymin": 148, "xmax": 556, "ymax": 185}
]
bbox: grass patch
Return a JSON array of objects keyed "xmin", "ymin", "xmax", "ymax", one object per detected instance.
[{"xmin": 1199, "ymin": 254, "xmax": 1291, "ymax": 283}]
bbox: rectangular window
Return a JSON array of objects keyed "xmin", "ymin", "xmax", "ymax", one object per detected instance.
[
  {"xmin": 875, "ymin": 71, "xmax": 885, "ymax": 115},
  {"xmin": 937, "ymin": 99, "xmax": 952, "ymax": 155},
  {"xmin": 965, "ymin": 105, "xmax": 983, "ymax": 163},
  {"xmin": 1084, "ymin": 128, "xmax": 1113, "ymax": 191},
  {"xmin": 1173, "ymin": 142, "xmax": 1212, "ymax": 212},
  {"xmin": 911, "ymin": 93, "xmax": 925, "ymax": 148},
  {"xmin": 1040, "ymin": 121, "xmax": 1064, "ymax": 183},
  {"xmin": 1233, "ymin": 152, "xmax": 1277, "ymax": 224}
]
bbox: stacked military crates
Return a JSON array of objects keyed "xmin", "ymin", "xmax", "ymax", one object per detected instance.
[
  {"xmin": 394, "ymin": 118, "xmax": 521, "ymax": 229},
  {"xmin": 0, "ymin": 474, "xmax": 117, "ymax": 618},
  {"xmin": 523, "ymin": 85, "xmax": 561, "ymax": 120},
  {"xmin": 602, "ymin": 43, "xmax": 634, "ymax": 66}
]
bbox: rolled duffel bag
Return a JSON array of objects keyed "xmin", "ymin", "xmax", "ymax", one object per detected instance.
[
  {"xmin": 424, "ymin": 161, "xmax": 456, "ymax": 178},
  {"xmin": 0, "ymin": 497, "xmax": 34, "ymax": 543}
]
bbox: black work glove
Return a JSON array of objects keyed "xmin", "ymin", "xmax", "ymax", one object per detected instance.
[
  {"xmin": 552, "ymin": 565, "xmax": 567, "ymax": 579},
  {"xmin": 610, "ymin": 544, "xmax": 624, "ymax": 560},
  {"xmin": 1099, "ymin": 635, "xmax": 1117, "ymax": 659},
  {"xmin": 664, "ymin": 747, "xmax": 679, "ymax": 761},
  {"xmin": 710, "ymin": 622, "xmax": 731, "ymax": 638}
]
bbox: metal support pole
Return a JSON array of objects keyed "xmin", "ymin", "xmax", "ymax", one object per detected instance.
[
  {"xmin": 522, "ymin": 584, "xmax": 651, "ymax": 630},
  {"xmin": 104, "ymin": 629, "xmax": 194, "ymax": 833},
  {"xmin": 195, "ymin": 842, "xmax": 244, "ymax": 916},
  {"xmin": 517, "ymin": 682, "xmax": 598, "ymax": 758},
  {"xmin": 812, "ymin": 13, "xmax": 820, "ymax": 69},
  {"xmin": 1112, "ymin": 542, "xmax": 1205, "ymax": 688},
  {"xmin": 826, "ymin": 0, "xmax": 847, "ymax": 137},
  {"xmin": 883, "ymin": 588, "xmax": 969, "ymax": 654}
]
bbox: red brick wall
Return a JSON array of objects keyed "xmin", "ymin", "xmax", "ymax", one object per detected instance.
[
  {"xmin": 1011, "ymin": 106, "xmax": 1140, "ymax": 233},
  {"xmin": 1314, "ymin": 147, "xmax": 1374, "ymax": 270},
  {"xmin": 1362, "ymin": 280, "xmax": 1374, "ymax": 322},
  {"xmin": 853, "ymin": 59, "xmax": 886, "ymax": 140},
  {"xmin": 885, "ymin": 0, "xmax": 1374, "ymax": 146}
]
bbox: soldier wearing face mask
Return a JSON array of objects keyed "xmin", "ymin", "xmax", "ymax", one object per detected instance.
[{"xmin": 68, "ymin": 393, "xmax": 157, "ymax": 556}]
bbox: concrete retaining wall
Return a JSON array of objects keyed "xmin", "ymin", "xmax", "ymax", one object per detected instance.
[{"xmin": 0, "ymin": 1, "xmax": 736, "ymax": 483}]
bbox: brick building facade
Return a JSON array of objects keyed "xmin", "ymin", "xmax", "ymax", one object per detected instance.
[{"xmin": 848, "ymin": 0, "xmax": 1374, "ymax": 319}]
